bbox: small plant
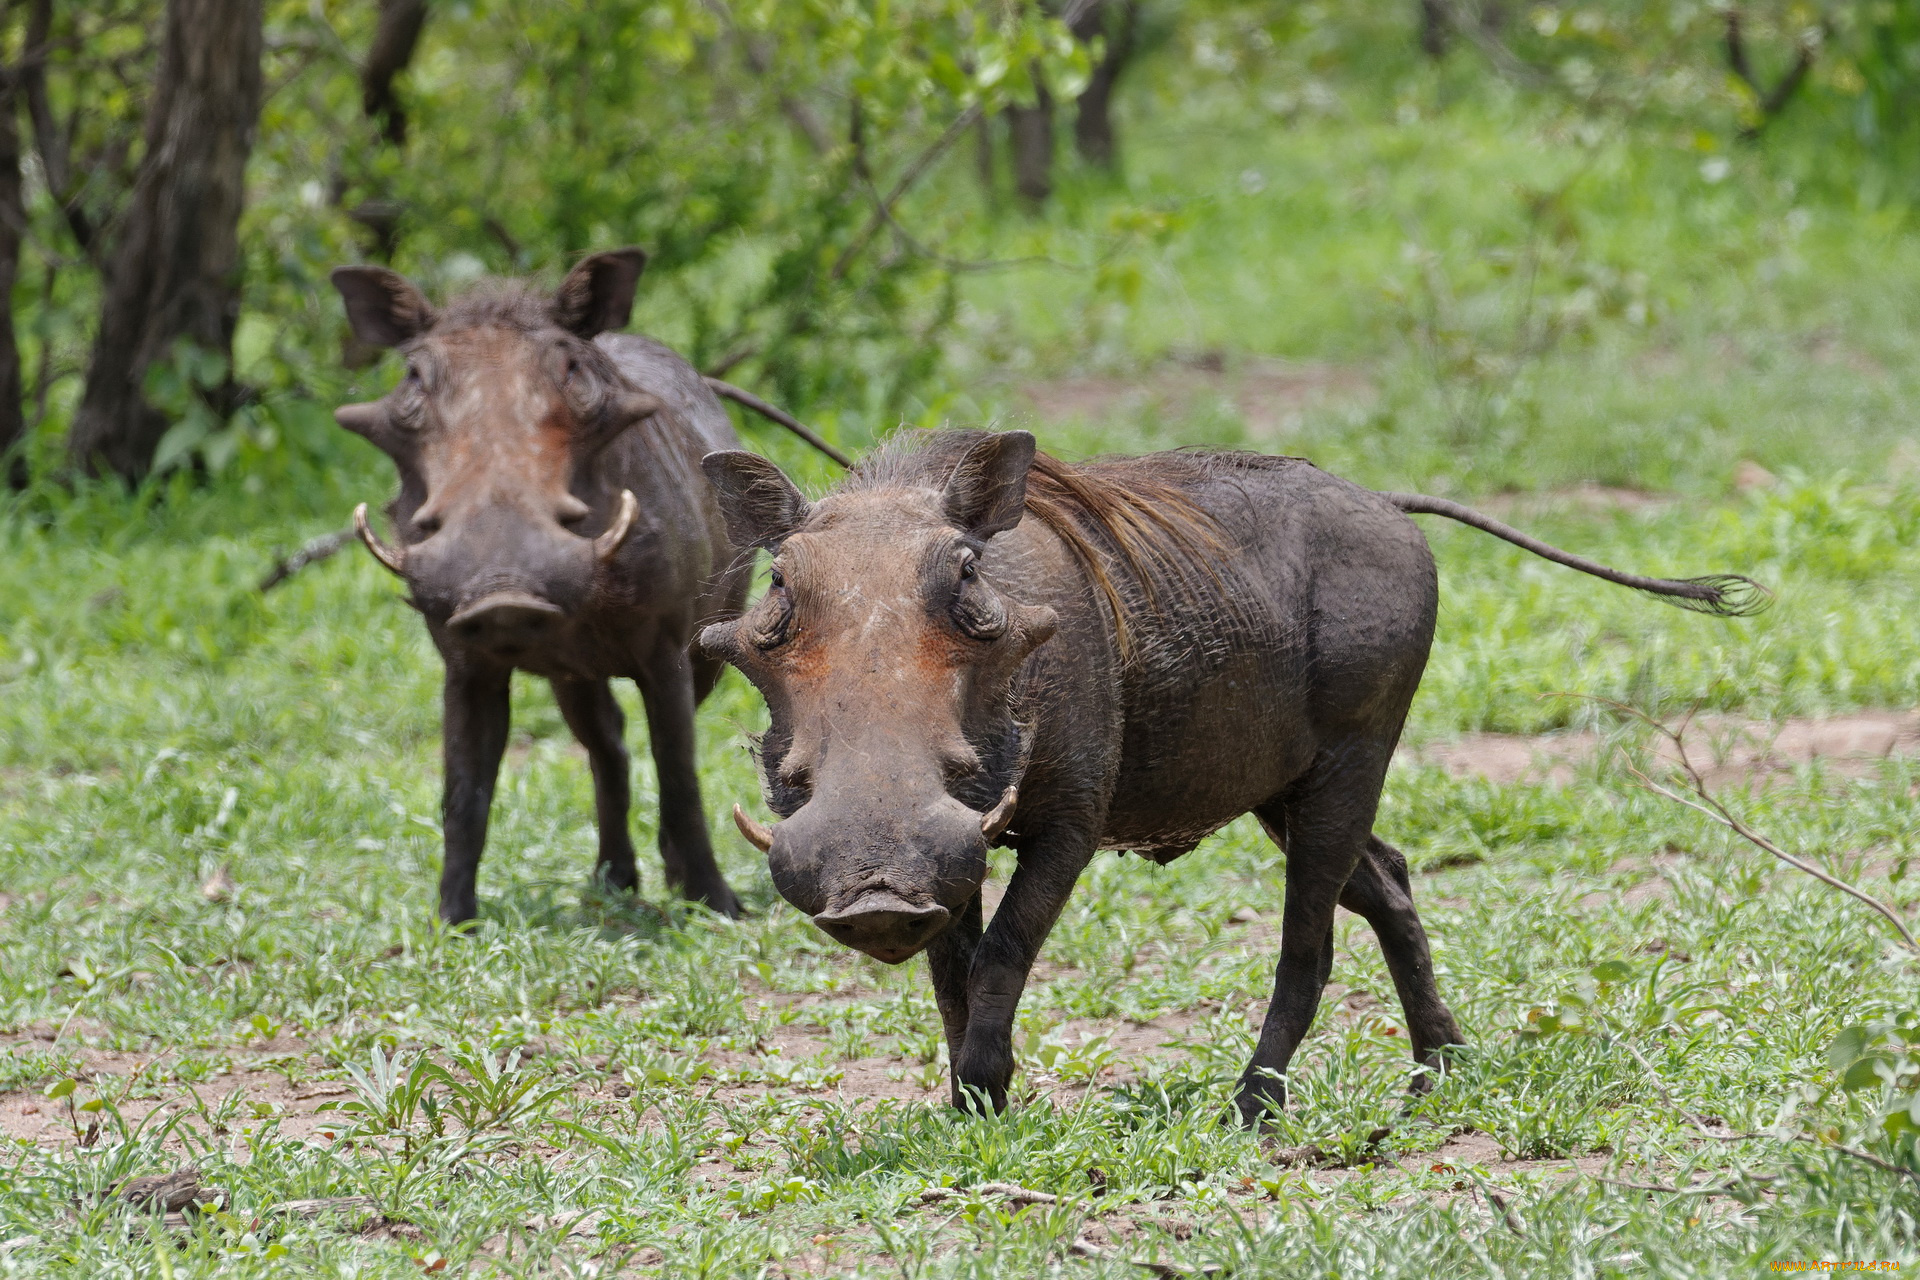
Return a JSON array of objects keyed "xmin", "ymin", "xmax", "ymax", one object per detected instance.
[
  {"xmin": 1826, "ymin": 1013, "xmax": 1920, "ymax": 1173},
  {"xmin": 436, "ymin": 1045, "xmax": 569, "ymax": 1132},
  {"xmin": 326, "ymin": 1047, "xmax": 437, "ymax": 1136},
  {"xmin": 1021, "ymin": 1026, "xmax": 1119, "ymax": 1085}
]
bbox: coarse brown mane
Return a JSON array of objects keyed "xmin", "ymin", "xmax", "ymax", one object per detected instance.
[{"xmin": 845, "ymin": 430, "xmax": 1234, "ymax": 657}]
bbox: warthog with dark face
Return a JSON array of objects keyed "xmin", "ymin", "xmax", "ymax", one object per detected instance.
[
  {"xmin": 698, "ymin": 430, "xmax": 1765, "ymax": 1122},
  {"xmin": 332, "ymin": 250, "xmax": 748, "ymax": 924}
]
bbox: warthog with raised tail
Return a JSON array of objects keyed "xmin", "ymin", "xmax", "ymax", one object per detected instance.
[
  {"xmin": 698, "ymin": 430, "xmax": 1766, "ymax": 1123},
  {"xmin": 331, "ymin": 250, "xmax": 749, "ymax": 924}
]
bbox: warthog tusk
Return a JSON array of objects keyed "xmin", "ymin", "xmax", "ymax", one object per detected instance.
[
  {"xmin": 353, "ymin": 503, "xmax": 406, "ymax": 576},
  {"xmin": 733, "ymin": 803, "xmax": 775, "ymax": 852},
  {"xmin": 981, "ymin": 786, "xmax": 1018, "ymax": 842},
  {"xmin": 595, "ymin": 489, "xmax": 639, "ymax": 562}
]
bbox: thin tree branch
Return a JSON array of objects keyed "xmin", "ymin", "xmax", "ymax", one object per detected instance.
[
  {"xmin": 22, "ymin": 0, "xmax": 96, "ymax": 256},
  {"xmin": 704, "ymin": 1, "xmax": 834, "ymax": 154},
  {"xmin": 702, "ymin": 377, "xmax": 851, "ymax": 468},
  {"xmin": 258, "ymin": 529, "xmax": 354, "ymax": 592},
  {"xmin": 829, "ymin": 103, "xmax": 982, "ymax": 282},
  {"xmin": 1813, "ymin": 1138, "xmax": 1920, "ymax": 1187},
  {"xmin": 1724, "ymin": 7, "xmax": 1819, "ymax": 140},
  {"xmin": 363, "ymin": 0, "xmax": 428, "ymax": 148}
]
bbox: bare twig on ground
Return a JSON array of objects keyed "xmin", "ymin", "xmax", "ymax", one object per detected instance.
[
  {"xmin": 1482, "ymin": 1184, "xmax": 1527, "ymax": 1237},
  {"xmin": 1596, "ymin": 1174, "xmax": 1765, "ymax": 1196},
  {"xmin": 1592, "ymin": 698, "xmax": 1918, "ymax": 954},
  {"xmin": 1803, "ymin": 1138, "xmax": 1920, "ymax": 1188},
  {"xmin": 1068, "ymin": 1237, "xmax": 1225, "ymax": 1277},
  {"xmin": 919, "ymin": 1182, "xmax": 1057, "ymax": 1208}
]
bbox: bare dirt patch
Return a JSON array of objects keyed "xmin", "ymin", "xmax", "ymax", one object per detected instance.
[
  {"xmin": 1016, "ymin": 357, "xmax": 1372, "ymax": 439},
  {"xmin": 1405, "ymin": 710, "xmax": 1920, "ymax": 788}
]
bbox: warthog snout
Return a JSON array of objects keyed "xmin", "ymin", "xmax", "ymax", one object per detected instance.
[
  {"xmin": 813, "ymin": 891, "xmax": 951, "ymax": 964},
  {"xmin": 447, "ymin": 591, "xmax": 566, "ymax": 653}
]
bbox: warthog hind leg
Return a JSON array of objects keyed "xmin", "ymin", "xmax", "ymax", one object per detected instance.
[
  {"xmin": 637, "ymin": 642, "xmax": 742, "ymax": 918},
  {"xmin": 1338, "ymin": 835, "xmax": 1465, "ymax": 1089},
  {"xmin": 552, "ymin": 677, "xmax": 640, "ymax": 897}
]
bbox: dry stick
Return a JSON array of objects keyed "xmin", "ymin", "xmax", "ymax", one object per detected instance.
[
  {"xmin": 1629, "ymin": 770, "xmax": 1917, "ymax": 954},
  {"xmin": 1597, "ymin": 698, "xmax": 1919, "ymax": 954},
  {"xmin": 703, "ymin": 377, "xmax": 852, "ymax": 468},
  {"xmin": 1597, "ymin": 1174, "xmax": 1750, "ymax": 1196},
  {"xmin": 1481, "ymin": 1183, "xmax": 1527, "ymax": 1238},
  {"xmin": 1615, "ymin": 1036, "xmax": 1729, "ymax": 1144},
  {"xmin": 258, "ymin": 528, "xmax": 354, "ymax": 592},
  {"xmin": 1815, "ymin": 1138, "xmax": 1920, "ymax": 1188}
]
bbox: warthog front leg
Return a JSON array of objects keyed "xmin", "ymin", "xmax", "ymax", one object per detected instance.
[
  {"xmin": 947, "ymin": 830, "xmax": 1096, "ymax": 1113},
  {"xmin": 925, "ymin": 891, "xmax": 984, "ymax": 1072},
  {"xmin": 439, "ymin": 661, "xmax": 512, "ymax": 926},
  {"xmin": 551, "ymin": 678, "xmax": 640, "ymax": 897}
]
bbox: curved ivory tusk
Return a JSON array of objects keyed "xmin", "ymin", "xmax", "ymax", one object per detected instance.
[
  {"xmin": 594, "ymin": 489, "xmax": 639, "ymax": 562},
  {"xmin": 980, "ymin": 786, "xmax": 1018, "ymax": 842},
  {"xmin": 353, "ymin": 503, "xmax": 406, "ymax": 576},
  {"xmin": 733, "ymin": 803, "xmax": 775, "ymax": 853}
]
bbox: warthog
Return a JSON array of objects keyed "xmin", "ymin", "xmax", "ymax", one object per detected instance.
[
  {"xmin": 698, "ymin": 430, "xmax": 1765, "ymax": 1122},
  {"xmin": 331, "ymin": 249, "xmax": 748, "ymax": 924}
]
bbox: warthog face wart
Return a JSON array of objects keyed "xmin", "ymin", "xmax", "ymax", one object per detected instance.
[{"xmin": 698, "ymin": 433, "xmax": 1057, "ymax": 963}]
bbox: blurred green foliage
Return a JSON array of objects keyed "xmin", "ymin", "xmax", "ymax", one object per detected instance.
[
  {"xmin": 16, "ymin": 0, "xmax": 1088, "ymax": 477},
  {"xmin": 19, "ymin": 0, "xmax": 1920, "ymax": 486}
]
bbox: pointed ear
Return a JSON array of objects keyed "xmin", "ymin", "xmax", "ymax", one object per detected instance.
[
  {"xmin": 554, "ymin": 248, "xmax": 648, "ymax": 339},
  {"xmin": 702, "ymin": 451, "xmax": 811, "ymax": 551},
  {"xmin": 943, "ymin": 431, "xmax": 1036, "ymax": 539},
  {"xmin": 331, "ymin": 267, "xmax": 435, "ymax": 348}
]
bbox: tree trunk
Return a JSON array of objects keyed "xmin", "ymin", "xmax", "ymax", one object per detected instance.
[
  {"xmin": 1005, "ymin": 70, "xmax": 1054, "ymax": 209},
  {"xmin": 1420, "ymin": 0, "xmax": 1449, "ymax": 57},
  {"xmin": 67, "ymin": 0, "xmax": 263, "ymax": 481},
  {"xmin": 0, "ymin": 47, "xmax": 25, "ymax": 486},
  {"xmin": 363, "ymin": 0, "xmax": 428, "ymax": 148},
  {"xmin": 1070, "ymin": 0, "xmax": 1138, "ymax": 169}
]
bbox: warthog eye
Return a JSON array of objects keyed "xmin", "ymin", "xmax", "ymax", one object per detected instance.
[
  {"xmin": 950, "ymin": 554, "xmax": 1007, "ymax": 640},
  {"xmin": 752, "ymin": 568, "xmax": 794, "ymax": 649},
  {"xmin": 393, "ymin": 363, "xmax": 426, "ymax": 424}
]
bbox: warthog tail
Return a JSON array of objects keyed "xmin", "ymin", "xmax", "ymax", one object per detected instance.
[{"xmin": 1383, "ymin": 493, "xmax": 1773, "ymax": 617}]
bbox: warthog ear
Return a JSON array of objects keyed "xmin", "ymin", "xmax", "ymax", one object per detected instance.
[
  {"xmin": 702, "ymin": 451, "xmax": 811, "ymax": 551},
  {"xmin": 554, "ymin": 248, "xmax": 648, "ymax": 339},
  {"xmin": 943, "ymin": 430, "xmax": 1036, "ymax": 539},
  {"xmin": 331, "ymin": 267, "xmax": 435, "ymax": 348}
]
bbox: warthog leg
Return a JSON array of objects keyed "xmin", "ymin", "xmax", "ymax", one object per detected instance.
[
  {"xmin": 552, "ymin": 678, "xmax": 640, "ymax": 897},
  {"xmin": 946, "ymin": 828, "xmax": 1099, "ymax": 1113},
  {"xmin": 1338, "ymin": 834, "xmax": 1465, "ymax": 1090},
  {"xmin": 1235, "ymin": 787, "xmax": 1367, "ymax": 1128},
  {"xmin": 439, "ymin": 660, "xmax": 513, "ymax": 926},
  {"xmin": 635, "ymin": 641, "xmax": 742, "ymax": 919},
  {"xmin": 924, "ymin": 891, "xmax": 985, "ymax": 1077}
]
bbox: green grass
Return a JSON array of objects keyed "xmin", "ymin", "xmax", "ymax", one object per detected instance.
[{"xmin": 7, "ymin": 30, "xmax": 1920, "ymax": 1280}]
